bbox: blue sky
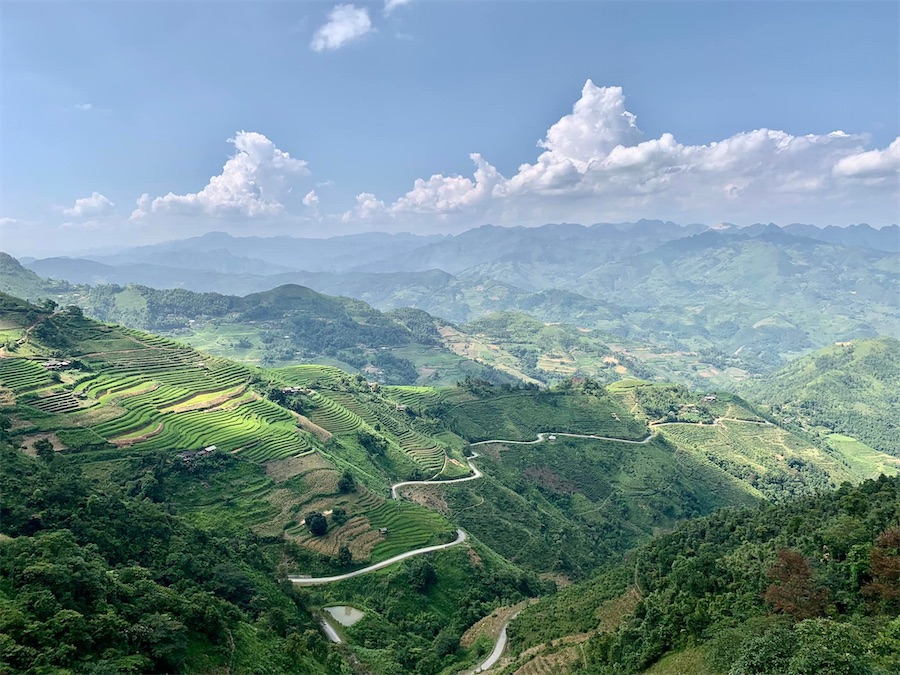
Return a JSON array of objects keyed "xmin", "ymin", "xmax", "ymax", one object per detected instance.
[{"xmin": 1, "ymin": 1, "xmax": 898, "ymax": 255}]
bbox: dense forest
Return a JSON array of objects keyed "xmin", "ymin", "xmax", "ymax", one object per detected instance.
[
  {"xmin": 0, "ymin": 444, "xmax": 345, "ymax": 674},
  {"xmin": 510, "ymin": 475, "xmax": 900, "ymax": 674}
]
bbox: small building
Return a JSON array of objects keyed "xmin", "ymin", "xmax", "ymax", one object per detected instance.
[
  {"xmin": 282, "ymin": 386, "xmax": 307, "ymax": 394},
  {"xmin": 548, "ymin": 435, "xmax": 557, "ymax": 441},
  {"xmin": 379, "ymin": 528, "xmax": 388, "ymax": 535},
  {"xmin": 703, "ymin": 395, "xmax": 717, "ymax": 402},
  {"xmin": 43, "ymin": 359, "xmax": 72, "ymax": 370}
]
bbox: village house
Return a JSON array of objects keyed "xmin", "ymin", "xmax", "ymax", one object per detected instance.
[{"xmin": 43, "ymin": 359, "xmax": 72, "ymax": 370}]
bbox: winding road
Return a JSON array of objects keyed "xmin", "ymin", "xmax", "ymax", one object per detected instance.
[
  {"xmin": 292, "ymin": 417, "xmax": 771, "ymax": 668},
  {"xmin": 293, "ymin": 417, "xmax": 770, "ymax": 585},
  {"xmin": 288, "ymin": 529, "xmax": 468, "ymax": 586},
  {"xmin": 469, "ymin": 612, "xmax": 520, "ymax": 674}
]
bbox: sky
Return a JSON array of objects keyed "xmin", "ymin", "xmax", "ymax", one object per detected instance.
[{"xmin": 1, "ymin": 0, "xmax": 898, "ymax": 256}]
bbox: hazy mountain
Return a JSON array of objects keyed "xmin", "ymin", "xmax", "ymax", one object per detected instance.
[
  {"xmin": 0, "ymin": 252, "xmax": 72, "ymax": 300},
  {"xmin": 783, "ymin": 222, "xmax": 899, "ymax": 252},
  {"xmin": 89, "ymin": 230, "xmax": 446, "ymax": 272}
]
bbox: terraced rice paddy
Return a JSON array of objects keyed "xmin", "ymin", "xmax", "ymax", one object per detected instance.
[
  {"xmin": 365, "ymin": 501, "xmax": 452, "ymax": 561},
  {"xmin": 3, "ymin": 321, "xmax": 323, "ymax": 464},
  {"xmin": 0, "ymin": 359, "xmax": 53, "ymax": 393}
]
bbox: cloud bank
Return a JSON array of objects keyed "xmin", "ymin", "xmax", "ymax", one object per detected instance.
[
  {"xmin": 122, "ymin": 82, "xmax": 899, "ymax": 238},
  {"xmin": 341, "ymin": 81, "xmax": 898, "ymax": 226},
  {"xmin": 63, "ymin": 191, "xmax": 114, "ymax": 218}
]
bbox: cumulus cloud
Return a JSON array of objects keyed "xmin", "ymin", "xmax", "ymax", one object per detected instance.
[
  {"xmin": 345, "ymin": 81, "xmax": 898, "ymax": 227},
  {"xmin": 131, "ymin": 131, "xmax": 309, "ymax": 220},
  {"xmin": 303, "ymin": 190, "xmax": 320, "ymax": 207},
  {"xmin": 310, "ymin": 4, "xmax": 372, "ymax": 52},
  {"xmin": 384, "ymin": 0, "xmax": 412, "ymax": 15},
  {"xmin": 63, "ymin": 191, "xmax": 115, "ymax": 218},
  {"xmin": 833, "ymin": 137, "xmax": 900, "ymax": 179},
  {"xmin": 75, "ymin": 103, "xmax": 93, "ymax": 112}
]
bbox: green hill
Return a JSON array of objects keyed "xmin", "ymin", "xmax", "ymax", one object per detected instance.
[
  {"xmin": 744, "ymin": 337, "xmax": 900, "ymax": 456},
  {"xmin": 2, "ymin": 292, "xmax": 897, "ymax": 674},
  {"xmin": 507, "ymin": 474, "xmax": 900, "ymax": 674},
  {"xmin": 0, "ymin": 252, "xmax": 71, "ymax": 301},
  {"xmin": 0, "ymin": 444, "xmax": 339, "ymax": 674}
]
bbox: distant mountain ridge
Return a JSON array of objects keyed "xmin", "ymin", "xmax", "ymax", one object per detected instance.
[{"xmin": 6, "ymin": 219, "xmax": 899, "ymax": 374}]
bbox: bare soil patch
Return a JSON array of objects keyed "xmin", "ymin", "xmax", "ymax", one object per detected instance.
[{"xmin": 19, "ymin": 432, "xmax": 66, "ymax": 456}]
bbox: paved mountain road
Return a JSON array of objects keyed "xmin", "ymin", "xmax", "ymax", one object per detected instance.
[{"xmin": 288, "ymin": 529, "xmax": 468, "ymax": 586}]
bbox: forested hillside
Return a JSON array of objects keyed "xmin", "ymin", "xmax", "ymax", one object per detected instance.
[
  {"xmin": 0, "ymin": 444, "xmax": 342, "ymax": 673},
  {"xmin": 745, "ymin": 338, "xmax": 900, "ymax": 455},
  {"xmin": 508, "ymin": 475, "xmax": 900, "ymax": 674},
  {"xmin": 0, "ymin": 290, "xmax": 897, "ymax": 674}
]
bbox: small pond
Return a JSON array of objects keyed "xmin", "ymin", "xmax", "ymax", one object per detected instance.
[{"xmin": 324, "ymin": 605, "xmax": 365, "ymax": 627}]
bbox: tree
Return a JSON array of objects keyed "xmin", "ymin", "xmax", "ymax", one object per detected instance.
[
  {"xmin": 357, "ymin": 430, "xmax": 386, "ymax": 456},
  {"xmin": 266, "ymin": 387, "xmax": 286, "ymax": 405},
  {"xmin": 764, "ymin": 549, "xmax": 829, "ymax": 620},
  {"xmin": 331, "ymin": 508, "xmax": 348, "ymax": 526},
  {"xmin": 337, "ymin": 471, "xmax": 356, "ymax": 494},
  {"xmin": 337, "ymin": 545, "xmax": 352, "ymax": 567},
  {"xmin": 34, "ymin": 438, "xmax": 55, "ymax": 461},
  {"xmin": 788, "ymin": 619, "xmax": 872, "ymax": 675},
  {"xmin": 305, "ymin": 512, "xmax": 327, "ymax": 536},
  {"xmin": 864, "ymin": 526, "xmax": 900, "ymax": 610},
  {"xmin": 407, "ymin": 556, "xmax": 436, "ymax": 593}
]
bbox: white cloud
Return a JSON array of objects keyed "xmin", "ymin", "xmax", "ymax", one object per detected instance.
[
  {"xmin": 345, "ymin": 81, "xmax": 898, "ymax": 227},
  {"xmin": 833, "ymin": 137, "xmax": 900, "ymax": 179},
  {"xmin": 75, "ymin": 103, "xmax": 93, "ymax": 112},
  {"xmin": 342, "ymin": 192, "xmax": 386, "ymax": 222},
  {"xmin": 303, "ymin": 189, "xmax": 320, "ymax": 207},
  {"xmin": 131, "ymin": 131, "xmax": 309, "ymax": 220},
  {"xmin": 384, "ymin": 0, "xmax": 412, "ymax": 15},
  {"xmin": 310, "ymin": 5, "xmax": 372, "ymax": 53},
  {"xmin": 63, "ymin": 191, "xmax": 115, "ymax": 218}
]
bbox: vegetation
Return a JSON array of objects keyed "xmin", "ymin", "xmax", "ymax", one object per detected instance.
[
  {"xmin": 0, "ymin": 284, "xmax": 896, "ymax": 674},
  {"xmin": 0, "ymin": 444, "xmax": 343, "ymax": 673},
  {"xmin": 744, "ymin": 337, "xmax": 900, "ymax": 455},
  {"xmin": 509, "ymin": 475, "xmax": 900, "ymax": 674},
  {"xmin": 439, "ymin": 378, "xmax": 647, "ymax": 442}
]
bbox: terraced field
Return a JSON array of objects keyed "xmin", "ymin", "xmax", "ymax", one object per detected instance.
[
  {"xmin": 365, "ymin": 501, "xmax": 454, "ymax": 560},
  {"xmin": 0, "ymin": 358, "xmax": 53, "ymax": 393},
  {"xmin": 654, "ymin": 420, "xmax": 879, "ymax": 497},
  {"xmin": 443, "ymin": 391, "xmax": 647, "ymax": 442},
  {"xmin": 382, "ymin": 386, "xmax": 446, "ymax": 410},
  {"xmin": 307, "ymin": 391, "xmax": 368, "ymax": 435},
  {"xmin": 276, "ymin": 364, "xmax": 347, "ymax": 387}
]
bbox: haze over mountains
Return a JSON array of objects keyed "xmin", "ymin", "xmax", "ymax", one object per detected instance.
[{"xmin": 18, "ymin": 220, "xmax": 900, "ymax": 369}]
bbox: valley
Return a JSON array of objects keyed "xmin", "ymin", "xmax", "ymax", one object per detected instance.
[
  {"xmin": 0, "ymin": 218, "xmax": 898, "ymax": 675},
  {"xmin": 1, "ymin": 275, "xmax": 897, "ymax": 673}
]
